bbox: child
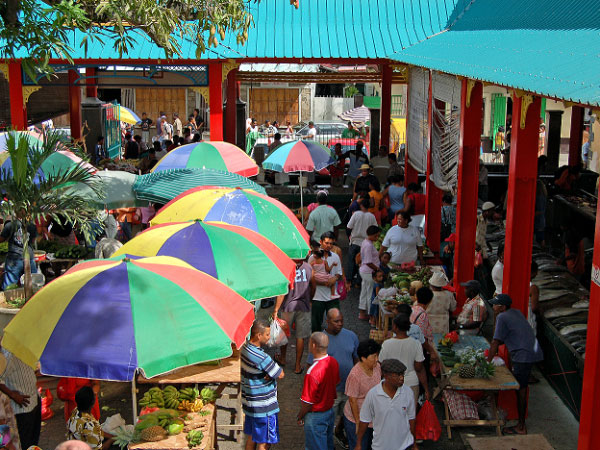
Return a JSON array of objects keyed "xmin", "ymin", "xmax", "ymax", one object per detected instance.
[
  {"xmin": 379, "ymin": 251, "xmax": 392, "ymax": 280},
  {"xmin": 310, "ymin": 249, "xmax": 339, "ymax": 299},
  {"xmin": 369, "ymin": 269, "xmax": 385, "ymax": 326}
]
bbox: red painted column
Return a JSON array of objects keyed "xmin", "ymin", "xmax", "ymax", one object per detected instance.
[
  {"xmin": 208, "ymin": 63, "xmax": 223, "ymax": 141},
  {"xmin": 225, "ymin": 68, "xmax": 238, "ymax": 145},
  {"xmin": 454, "ymin": 80, "xmax": 483, "ymax": 309},
  {"xmin": 8, "ymin": 62, "xmax": 26, "ymax": 130},
  {"xmin": 380, "ymin": 64, "xmax": 392, "ymax": 149},
  {"xmin": 579, "ymin": 190, "xmax": 600, "ymax": 449},
  {"xmin": 68, "ymin": 70, "xmax": 82, "ymax": 140},
  {"xmin": 502, "ymin": 94, "xmax": 541, "ymax": 316},
  {"xmin": 569, "ymin": 105, "xmax": 584, "ymax": 167},
  {"xmin": 403, "ymin": 73, "xmax": 419, "ymax": 186},
  {"xmin": 85, "ymin": 67, "xmax": 98, "ymax": 98}
]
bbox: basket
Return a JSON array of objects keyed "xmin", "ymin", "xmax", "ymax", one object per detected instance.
[{"xmin": 369, "ymin": 329, "xmax": 386, "ymax": 344}]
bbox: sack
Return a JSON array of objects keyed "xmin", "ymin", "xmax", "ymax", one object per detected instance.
[
  {"xmin": 268, "ymin": 318, "xmax": 288, "ymax": 347},
  {"xmin": 336, "ymin": 277, "xmax": 347, "ymax": 301},
  {"xmin": 415, "ymin": 400, "xmax": 441, "ymax": 441}
]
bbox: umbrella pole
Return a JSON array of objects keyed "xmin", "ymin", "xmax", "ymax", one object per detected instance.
[
  {"xmin": 131, "ymin": 376, "xmax": 138, "ymax": 424},
  {"xmin": 299, "ymin": 171, "xmax": 304, "ymax": 223}
]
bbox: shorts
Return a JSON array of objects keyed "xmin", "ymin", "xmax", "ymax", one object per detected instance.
[
  {"xmin": 512, "ymin": 362, "xmax": 533, "ymax": 389},
  {"xmin": 243, "ymin": 414, "xmax": 279, "ymax": 444},
  {"xmin": 280, "ymin": 310, "xmax": 311, "ymax": 339}
]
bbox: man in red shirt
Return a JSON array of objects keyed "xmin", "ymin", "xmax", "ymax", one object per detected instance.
[{"xmin": 297, "ymin": 332, "xmax": 340, "ymax": 450}]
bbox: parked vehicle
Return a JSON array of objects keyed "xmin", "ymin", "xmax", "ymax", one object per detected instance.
[{"xmin": 295, "ymin": 122, "xmax": 347, "ymax": 145}]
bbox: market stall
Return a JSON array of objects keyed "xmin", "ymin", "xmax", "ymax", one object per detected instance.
[
  {"xmin": 137, "ymin": 349, "xmax": 243, "ymax": 442},
  {"xmin": 433, "ymin": 334, "xmax": 519, "ymax": 438}
]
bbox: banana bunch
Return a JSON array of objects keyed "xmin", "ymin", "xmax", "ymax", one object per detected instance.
[
  {"xmin": 178, "ymin": 399, "xmax": 204, "ymax": 412},
  {"xmin": 139, "ymin": 387, "xmax": 165, "ymax": 408},
  {"xmin": 156, "ymin": 410, "xmax": 181, "ymax": 429},
  {"xmin": 163, "ymin": 386, "xmax": 180, "ymax": 410},
  {"xmin": 178, "ymin": 387, "xmax": 199, "ymax": 402},
  {"xmin": 186, "ymin": 429, "xmax": 204, "ymax": 448}
]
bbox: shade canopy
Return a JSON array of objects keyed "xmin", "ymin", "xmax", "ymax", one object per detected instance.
[
  {"xmin": 66, "ymin": 171, "xmax": 145, "ymax": 209},
  {"xmin": 2, "ymin": 255, "xmax": 254, "ymax": 381}
]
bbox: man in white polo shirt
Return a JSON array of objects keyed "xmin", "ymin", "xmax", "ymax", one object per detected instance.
[
  {"xmin": 309, "ymin": 231, "xmax": 343, "ymax": 332},
  {"xmin": 356, "ymin": 358, "xmax": 416, "ymax": 450}
]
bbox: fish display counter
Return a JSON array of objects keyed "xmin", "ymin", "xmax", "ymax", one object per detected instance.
[{"xmin": 533, "ymin": 253, "xmax": 588, "ymax": 418}]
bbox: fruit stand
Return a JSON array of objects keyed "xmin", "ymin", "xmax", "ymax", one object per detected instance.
[
  {"xmin": 432, "ymin": 334, "xmax": 520, "ymax": 438},
  {"xmin": 137, "ymin": 349, "xmax": 243, "ymax": 443}
]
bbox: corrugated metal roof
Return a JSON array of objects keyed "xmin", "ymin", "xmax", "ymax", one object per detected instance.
[
  {"xmin": 7, "ymin": 0, "xmax": 462, "ymax": 60},
  {"xmin": 238, "ymin": 63, "xmax": 320, "ymax": 73},
  {"xmin": 389, "ymin": 0, "xmax": 600, "ymax": 106}
]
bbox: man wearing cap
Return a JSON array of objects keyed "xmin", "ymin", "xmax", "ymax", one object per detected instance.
[
  {"xmin": 476, "ymin": 202, "xmax": 496, "ymax": 260},
  {"xmin": 455, "ymin": 280, "xmax": 487, "ymax": 334},
  {"xmin": 305, "ymin": 191, "xmax": 341, "ymax": 241},
  {"xmin": 298, "ymin": 332, "xmax": 340, "ymax": 450},
  {"xmin": 487, "ymin": 294, "xmax": 543, "ymax": 435},
  {"xmin": 427, "ymin": 272, "xmax": 457, "ymax": 334},
  {"xmin": 441, "ymin": 233, "xmax": 456, "ymax": 280},
  {"xmin": 353, "ymin": 164, "xmax": 380, "ymax": 203},
  {"xmin": 356, "ymin": 359, "xmax": 416, "ymax": 450}
]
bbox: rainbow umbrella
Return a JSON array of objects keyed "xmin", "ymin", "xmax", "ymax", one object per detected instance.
[
  {"xmin": 2, "ymin": 255, "xmax": 254, "ymax": 381},
  {"xmin": 112, "ymin": 220, "xmax": 295, "ymax": 301},
  {"xmin": 152, "ymin": 142, "xmax": 259, "ymax": 177},
  {"xmin": 151, "ymin": 187, "xmax": 310, "ymax": 259},
  {"xmin": 116, "ymin": 106, "xmax": 142, "ymax": 125},
  {"xmin": 262, "ymin": 140, "xmax": 335, "ymax": 221}
]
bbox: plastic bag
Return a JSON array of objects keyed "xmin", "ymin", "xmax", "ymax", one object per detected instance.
[
  {"xmin": 336, "ymin": 277, "xmax": 347, "ymax": 301},
  {"xmin": 38, "ymin": 387, "xmax": 54, "ymax": 420},
  {"xmin": 415, "ymin": 400, "xmax": 441, "ymax": 441},
  {"xmin": 102, "ymin": 413, "xmax": 126, "ymax": 433},
  {"xmin": 268, "ymin": 318, "xmax": 288, "ymax": 347}
]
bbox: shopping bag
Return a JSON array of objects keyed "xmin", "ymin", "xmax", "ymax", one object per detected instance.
[
  {"xmin": 268, "ymin": 318, "xmax": 288, "ymax": 347},
  {"xmin": 336, "ymin": 277, "xmax": 348, "ymax": 301},
  {"xmin": 38, "ymin": 387, "xmax": 54, "ymax": 420},
  {"xmin": 276, "ymin": 317, "xmax": 291, "ymax": 337},
  {"xmin": 415, "ymin": 400, "xmax": 441, "ymax": 441}
]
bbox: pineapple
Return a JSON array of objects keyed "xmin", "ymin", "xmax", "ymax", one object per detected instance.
[
  {"xmin": 140, "ymin": 425, "xmax": 167, "ymax": 442},
  {"xmin": 458, "ymin": 365, "xmax": 476, "ymax": 378}
]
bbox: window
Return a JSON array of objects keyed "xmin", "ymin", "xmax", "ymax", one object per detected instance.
[{"xmin": 391, "ymin": 95, "xmax": 404, "ymax": 117}]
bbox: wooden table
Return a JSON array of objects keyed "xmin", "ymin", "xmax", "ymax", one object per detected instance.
[
  {"xmin": 137, "ymin": 350, "xmax": 243, "ymax": 443},
  {"xmin": 129, "ymin": 404, "xmax": 216, "ymax": 450},
  {"xmin": 433, "ymin": 334, "xmax": 520, "ymax": 438}
]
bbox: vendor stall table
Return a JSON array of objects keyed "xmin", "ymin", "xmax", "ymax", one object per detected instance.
[
  {"xmin": 137, "ymin": 350, "xmax": 243, "ymax": 442},
  {"xmin": 433, "ymin": 334, "xmax": 520, "ymax": 438},
  {"xmin": 129, "ymin": 404, "xmax": 216, "ymax": 450}
]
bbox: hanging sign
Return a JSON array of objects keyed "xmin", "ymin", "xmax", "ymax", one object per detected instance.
[{"xmin": 592, "ymin": 264, "xmax": 600, "ymax": 287}]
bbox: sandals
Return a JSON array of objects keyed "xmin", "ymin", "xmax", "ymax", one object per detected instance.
[{"xmin": 502, "ymin": 426, "xmax": 527, "ymax": 435}]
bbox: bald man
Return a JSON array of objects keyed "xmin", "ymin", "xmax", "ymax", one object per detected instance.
[
  {"xmin": 55, "ymin": 441, "xmax": 93, "ymax": 450},
  {"xmin": 298, "ymin": 332, "xmax": 340, "ymax": 450}
]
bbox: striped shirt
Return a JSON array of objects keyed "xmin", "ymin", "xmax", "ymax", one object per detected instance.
[
  {"xmin": 0, "ymin": 349, "xmax": 38, "ymax": 414},
  {"xmin": 241, "ymin": 342, "xmax": 282, "ymax": 417}
]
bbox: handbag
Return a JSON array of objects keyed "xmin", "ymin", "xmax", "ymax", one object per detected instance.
[{"xmin": 336, "ymin": 276, "xmax": 348, "ymax": 301}]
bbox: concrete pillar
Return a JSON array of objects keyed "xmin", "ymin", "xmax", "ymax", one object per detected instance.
[
  {"xmin": 8, "ymin": 62, "xmax": 26, "ymax": 130},
  {"xmin": 224, "ymin": 68, "xmax": 238, "ymax": 144},
  {"xmin": 85, "ymin": 67, "xmax": 98, "ymax": 98},
  {"xmin": 69, "ymin": 70, "xmax": 82, "ymax": 140},
  {"xmin": 208, "ymin": 63, "xmax": 223, "ymax": 141},
  {"xmin": 380, "ymin": 64, "xmax": 392, "ymax": 149}
]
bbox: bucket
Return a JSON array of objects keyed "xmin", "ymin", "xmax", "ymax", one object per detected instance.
[{"xmin": 19, "ymin": 273, "xmax": 45, "ymax": 292}]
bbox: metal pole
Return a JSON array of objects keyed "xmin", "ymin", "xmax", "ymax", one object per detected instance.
[
  {"xmin": 131, "ymin": 376, "xmax": 138, "ymax": 424},
  {"xmin": 299, "ymin": 171, "xmax": 304, "ymax": 223}
]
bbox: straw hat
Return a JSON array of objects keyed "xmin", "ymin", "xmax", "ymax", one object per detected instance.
[
  {"xmin": 360, "ymin": 164, "xmax": 370, "ymax": 171},
  {"xmin": 429, "ymin": 271, "xmax": 449, "ymax": 288}
]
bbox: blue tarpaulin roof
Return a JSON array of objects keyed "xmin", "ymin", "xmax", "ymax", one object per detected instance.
[{"xmin": 388, "ymin": 0, "xmax": 600, "ymax": 106}]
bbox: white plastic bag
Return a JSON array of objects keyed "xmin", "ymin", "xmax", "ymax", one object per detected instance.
[
  {"xmin": 102, "ymin": 413, "xmax": 126, "ymax": 433},
  {"xmin": 268, "ymin": 318, "xmax": 288, "ymax": 347}
]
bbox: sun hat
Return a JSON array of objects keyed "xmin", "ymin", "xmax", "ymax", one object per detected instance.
[
  {"xmin": 429, "ymin": 272, "xmax": 449, "ymax": 288},
  {"xmin": 482, "ymin": 201, "xmax": 495, "ymax": 211},
  {"xmin": 360, "ymin": 164, "xmax": 370, "ymax": 171}
]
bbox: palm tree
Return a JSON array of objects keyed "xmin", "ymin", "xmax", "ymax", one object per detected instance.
[{"xmin": 0, "ymin": 130, "xmax": 103, "ymax": 299}]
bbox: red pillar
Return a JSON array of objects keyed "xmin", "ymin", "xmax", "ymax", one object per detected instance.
[
  {"xmin": 502, "ymin": 94, "xmax": 541, "ymax": 316},
  {"xmin": 68, "ymin": 70, "xmax": 82, "ymax": 140},
  {"xmin": 579, "ymin": 190, "xmax": 600, "ymax": 449},
  {"xmin": 380, "ymin": 64, "xmax": 392, "ymax": 149},
  {"xmin": 569, "ymin": 106, "xmax": 584, "ymax": 167},
  {"xmin": 454, "ymin": 80, "xmax": 483, "ymax": 309},
  {"xmin": 85, "ymin": 67, "xmax": 98, "ymax": 98},
  {"xmin": 225, "ymin": 68, "xmax": 238, "ymax": 145},
  {"xmin": 8, "ymin": 62, "xmax": 26, "ymax": 130},
  {"xmin": 425, "ymin": 89, "xmax": 444, "ymax": 255},
  {"xmin": 208, "ymin": 63, "xmax": 223, "ymax": 141}
]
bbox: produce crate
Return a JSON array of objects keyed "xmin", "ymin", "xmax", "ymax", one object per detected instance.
[
  {"xmin": 0, "ymin": 288, "xmax": 26, "ymax": 305},
  {"xmin": 369, "ymin": 329, "xmax": 385, "ymax": 344}
]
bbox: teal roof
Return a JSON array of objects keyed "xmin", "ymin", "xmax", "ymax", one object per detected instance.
[
  {"xmin": 8, "ymin": 0, "xmax": 463, "ymax": 60},
  {"xmin": 389, "ymin": 0, "xmax": 600, "ymax": 107}
]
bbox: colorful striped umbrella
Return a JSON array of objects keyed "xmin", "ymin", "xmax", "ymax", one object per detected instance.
[
  {"xmin": 262, "ymin": 140, "xmax": 334, "ymax": 173},
  {"xmin": 1, "ymin": 255, "xmax": 254, "ymax": 381},
  {"xmin": 112, "ymin": 220, "xmax": 295, "ymax": 301},
  {"xmin": 116, "ymin": 106, "xmax": 142, "ymax": 125},
  {"xmin": 151, "ymin": 187, "xmax": 310, "ymax": 259},
  {"xmin": 133, "ymin": 168, "xmax": 267, "ymax": 204},
  {"xmin": 262, "ymin": 140, "xmax": 334, "ymax": 221},
  {"xmin": 152, "ymin": 142, "xmax": 259, "ymax": 177},
  {"xmin": 65, "ymin": 171, "xmax": 146, "ymax": 209}
]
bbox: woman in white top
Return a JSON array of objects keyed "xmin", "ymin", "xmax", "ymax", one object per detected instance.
[
  {"xmin": 378, "ymin": 211, "xmax": 424, "ymax": 266},
  {"xmin": 491, "ymin": 242, "xmax": 504, "ymax": 295},
  {"xmin": 427, "ymin": 272, "xmax": 457, "ymax": 334},
  {"xmin": 379, "ymin": 314, "xmax": 430, "ymax": 406}
]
